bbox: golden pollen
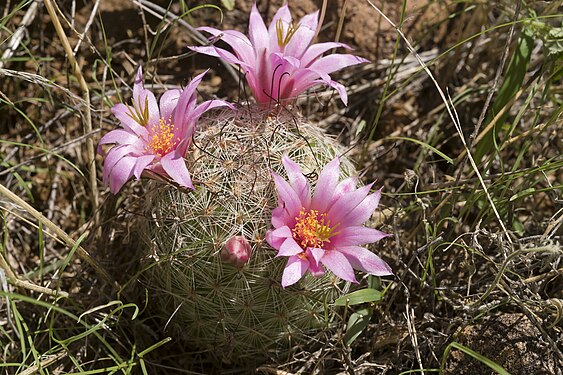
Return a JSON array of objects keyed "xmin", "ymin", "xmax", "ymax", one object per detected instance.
[
  {"xmin": 276, "ymin": 19, "xmax": 300, "ymax": 47},
  {"xmin": 292, "ymin": 208, "xmax": 339, "ymax": 249},
  {"xmin": 145, "ymin": 116, "xmax": 179, "ymax": 157}
]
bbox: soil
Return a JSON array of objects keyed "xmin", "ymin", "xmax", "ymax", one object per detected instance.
[{"xmin": 445, "ymin": 313, "xmax": 561, "ymax": 375}]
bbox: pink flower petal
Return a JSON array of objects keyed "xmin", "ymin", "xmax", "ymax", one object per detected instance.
[
  {"xmin": 272, "ymin": 172, "xmax": 303, "ymax": 219},
  {"xmin": 173, "ymin": 70, "xmax": 207, "ymax": 129},
  {"xmin": 263, "ymin": 54, "xmax": 299, "ymax": 103},
  {"xmin": 159, "ymin": 89, "xmax": 181, "ymax": 121},
  {"xmin": 320, "ymin": 250, "xmax": 358, "ymax": 283},
  {"xmin": 309, "ymin": 54, "xmax": 370, "ymax": 76},
  {"xmin": 282, "ymin": 256, "xmax": 309, "ymax": 288},
  {"xmin": 132, "ymin": 66, "xmax": 144, "ymax": 99},
  {"xmin": 311, "ymin": 157, "xmax": 341, "ymax": 212},
  {"xmin": 326, "ymin": 176, "xmax": 359, "ymax": 207},
  {"xmin": 332, "ymin": 226, "xmax": 390, "ymax": 247},
  {"xmin": 248, "ymin": 3, "xmax": 269, "ymax": 52},
  {"xmin": 324, "ymin": 79, "xmax": 348, "ymax": 106},
  {"xmin": 327, "ymin": 183, "xmax": 374, "ymax": 224},
  {"xmin": 196, "ymin": 27, "xmax": 255, "ymax": 66},
  {"xmin": 217, "ymin": 48, "xmax": 255, "ymax": 73},
  {"xmin": 172, "ymin": 138, "xmax": 191, "ymax": 161},
  {"xmin": 271, "ymin": 206, "xmax": 291, "ymax": 229},
  {"xmin": 307, "ymin": 247, "xmax": 325, "ymax": 267},
  {"xmin": 103, "ymin": 144, "xmax": 135, "ymax": 184},
  {"xmin": 265, "ymin": 226, "xmax": 293, "ymax": 249},
  {"xmin": 111, "ymin": 103, "xmax": 149, "ymax": 138},
  {"xmin": 285, "ymin": 12, "xmax": 317, "ymax": 58},
  {"xmin": 340, "ymin": 188, "xmax": 382, "ymax": 226},
  {"xmin": 305, "ymin": 248, "xmax": 326, "ymax": 277},
  {"xmin": 282, "ymin": 154, "xmax": 311, "ymax": 207},
  {"xmin": 338, "ymin": 246, "xmax": 393, "ymax": 276},
  {"xmin": 191, "ymin": 99, "xmax": 235, "ymax": 125},
  {"xmin": 309, "ymin": 73, "xmax": 349, "ymax": 105},
  {"xmin": 273, "ymin": 53, "xmax": 300, "ymax": 69},
  {"xmin": 190, "ymin": 45, "xmax": 250, "ymax": 69},
  {"xmin": 267, "ymin": 4, "xmax": 292, "ymax": 52},
  {"xmin": 133, "ymin": 154, "xmax": 155, "ymax": 179},
  {"xmin": 297, "ymin": 9, "xmax": 319, "ymax": 33},
  {"xmin": 336, "ymin": 176, "xmax": 359, "ymax": 192},
  {"xmin": 97, "ymin": 129, "xmax": 138, "ymax": 154},
  {"xmin": 108, "ymin": 155, "xmax": 137, "ymax": 194},
  {"xmin": 278, "ymin": 237, "xmax": 304, "ymax": 257},
  {"xmin": 160, "ymin": 152, "xmax": 193, "ymax": 189},
  {"xmin": 300, "ymin": 42, "xmax": 351, "ymax": 67}
]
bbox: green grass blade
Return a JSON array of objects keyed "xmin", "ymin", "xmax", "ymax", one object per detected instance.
[
  {"xmin": 474, "ymin": 27, "xmax": 534, "ymax": 163},
  {"xmin": 385, "ymin": 136, "xmax": 454, "ymax": 164},
  {"xmin": 442, "ymin": 341, "xmax": 511, "ymax": 375},
  {"xmin": 334, "ymin": 288, "xmax": 382, "ymax": 306},
  {"xmin": 344, "ymin": 307, "xmax": 372, "ymax": 346}
]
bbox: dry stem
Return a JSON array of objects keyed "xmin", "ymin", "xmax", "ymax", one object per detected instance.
[
  {"xmin": 0, "ymin": 183, "xmax": 114, "ymax": 287},
  {"xmin": 43, "ymin": 0, "xmax": 98, "ymax": 213}
]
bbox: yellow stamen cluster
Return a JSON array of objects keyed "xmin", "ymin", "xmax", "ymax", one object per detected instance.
[
  {"xmin": 145, "ymin": 116, "xmax": 179, "ymax": 157},
  {"xmin": 276, "ymin": 19, "xmax": 300, "ymax": 47},
  {"xmin": 292, "ymin": 208, "xmax": 339, "ymax": 249}
]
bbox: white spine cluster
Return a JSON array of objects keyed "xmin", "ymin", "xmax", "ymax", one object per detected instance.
[{"xmin": 140, "ymin": 107, "xmax": 356, "ymax": 363}]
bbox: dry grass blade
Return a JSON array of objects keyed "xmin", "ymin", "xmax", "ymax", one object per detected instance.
[
  {"xmin": 42, "ymin": 0, "xmax": 98, "ymax": 213},
  {"xmin": 366, "ymin": 0, "xmax": 513, "ymax": 245},
  {"xmin": 0, "ymin": 252, "xmax": 69, "ymax": 297},
  {"xmin": 0, "ymin": 184, "xmax": 114, "ymax": 287},
  {"xmin": 16, "ymin": 351, "xmax": 66, "ymax": 375},
  {"xmin": 0, "ymin": 0, "xmax": 40, "ymax": 69},
  {"xmin": 472, "ymin": 245, "xmax": 562, "ymax": 307},
  {"xmin": 132, "ymin": 0, "xmax": 239, "ymax": 82}
]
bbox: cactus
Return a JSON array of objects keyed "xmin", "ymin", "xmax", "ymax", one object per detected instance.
[{"xmin": 140, "ymin": 107, "xmax": 357, "ymax": 364}]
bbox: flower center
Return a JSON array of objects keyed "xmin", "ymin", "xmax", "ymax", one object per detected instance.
[
  {"xmin": 145, "ymin": 116, "xmax": 179, "ymax": 157},
  {"xmin": 292, "ymin": 208, "xmax": 339, "ymax": 249},
  {"xmin": 276, "ymin": 19, "xmax": 300, "ymax": 47}
]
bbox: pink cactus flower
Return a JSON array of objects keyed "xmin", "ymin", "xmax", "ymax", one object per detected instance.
[
  {"xmin": 189, "ymin": 3, "xmax": 369, "ymax": 106},
  {"xmin": 265, "ymin": 155, "xmax": 392, "ymax": 288},
  {"xmin": 221, "ymin": 235, "xmax": 252, "ymax": 267},
  {"xmin": 98, "ymin": 67, "xmax": 233, "ymax": 193}
]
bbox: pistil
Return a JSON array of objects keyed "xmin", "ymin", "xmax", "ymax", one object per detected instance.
[
  {"xmin": 292, "ymin": 208, "xmax": 339, "ymax": 249},
  {"xmin": 126, "ymin": 96, "xmax": 150, "ymax": 126},
  {"xmin": 276, "ymin": 19, "xmax": 300, "ymax": 47},
  {"xmin": 145, "ymin": 116, "xmax": 179, "ymax": 156}
]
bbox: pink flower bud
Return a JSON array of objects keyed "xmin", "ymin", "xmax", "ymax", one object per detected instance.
[{"xmin": 221, "ymin": 236, "xmax": 252, "ymax": 267}]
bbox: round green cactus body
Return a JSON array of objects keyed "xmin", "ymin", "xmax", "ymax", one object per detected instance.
[{"xmin": 141, "ymin": 107, "xmax": 355, "ymax": 363}]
